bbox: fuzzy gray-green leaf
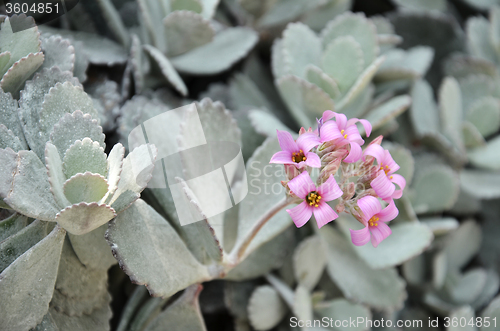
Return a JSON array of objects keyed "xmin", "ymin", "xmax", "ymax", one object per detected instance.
[{"xmin": 62, "ymin": 138, "xmax": 108, "ymax": 178}]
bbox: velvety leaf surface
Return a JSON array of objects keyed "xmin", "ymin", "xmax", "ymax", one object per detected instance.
[
  {"xmin": 62, "ymin": 138, "xmax": 108, "ymax": 178},
  {"xmin": 106, "ymin": 199, "xmax": 212, "ymax": 297},
  {"xmin": 55, "ymin": 202, "xmax": 116, "ymax": 235},
  {"xmin": 164, "ymin": 11, "xmax": 214, "ymax": 57},
  {"xmin": 0, "ymin": 225, "xmax": 65, "ymax": 331},
  {"xmin": 248, "ymin": 285, "xmax": 287, "ymax": 330}
]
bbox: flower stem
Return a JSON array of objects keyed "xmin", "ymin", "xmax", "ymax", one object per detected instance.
[{"xmin": 227, "ymin": 197, "xmax": 291, "ymax": 265}]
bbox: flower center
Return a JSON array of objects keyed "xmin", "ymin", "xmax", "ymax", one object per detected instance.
[
  {"xmin": 379, "ymin": 163, "xmax": 391, "ymax": 175},
  {"xmin": 292, "ymin": 150, "xmax": 306, "ymax": 163},
  {"xmin": 369, "ymin": 216, "xmax": 379, "ymax": 227},
  {"xmin": 306, "ymin": 191, "xmax": 321, "ymax": 207},
  {"xmin": 341, "ymin": 129, "xmax": 348, "ymax": 139}
]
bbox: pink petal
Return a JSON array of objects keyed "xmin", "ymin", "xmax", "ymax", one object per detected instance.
[
  {"xmin": 371, "ymin": 170, "xmax": 396, "ymax": 200},
  {"xmin": 304, "ymin": 152, "xmax": 321, "ymax": 168},
  {"xmin": 333, "ymin": 113, "xmax": 348, "ymax": 130},
  {"xmin": 319, "ymin": 121, "xmax": 342, "ymax": 142},
  {"xmin": 317, "ymin": 175, "xmax": 343, "ymax": 201},
  {"xmin": 357, "ymin": 196, "xmax": 382, "ymax": 222},
  {"xmin": 313, "ymin": 202, "xmax": 338, "ymax": 228},
  {"xmin": 377, "ymin": 200, "xmax": 399, "ymax": 223},
  {"xmin": 296, "ymin": 132, "xmax": 321, "ymax": 152},
  {"xmin": 287, "ymin": 171, "xmax": 315, "ymax": 199},
  {"xmin": 345, "ymin": 125, "xmax": 364, "ymax": 145},
  {"xmin": 322, "ymin": 110, "xmax": 335, "ymax": 121},
  {"xmin": 390, "ymin": 174, "xmax": 406, "ymax": 199},
  {"xmin": 287, "ymin": 201, "xmax": 313, "ymax": 228},
  {"xmin": 277, "ymin": 130, "xmax": 298, "ymax": 153},
  {"xmin": 382, "ymin": 150, "xmax": 400, "ymax": 174},
  {"xmin": 270, "ymin": 151, "xmax": 294, "ymax": 164},
  {"xmin": 363, "ymin": 144, "xmax": 385, "ymax": 164},
  {"xmin": 343, "ymin": 142, "xmax": 363, "ymax": 163},
  {"xmin": 350, "ymin": 226, "xmax": 371, "ymax": 246},
  {"xmin": 347, "ymin": 118, "xmax": 372, "ymax": 137},
  {"xmin": 370, "ymin": 222, "xmax": 392, "ymax": 247}
]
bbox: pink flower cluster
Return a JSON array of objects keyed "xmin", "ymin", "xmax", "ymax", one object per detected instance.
[{"xmin": 270, "ymin": 111, "xmax": 406, "ymax": 247}]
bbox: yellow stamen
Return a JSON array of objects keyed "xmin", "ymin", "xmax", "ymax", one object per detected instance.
[
  {"xmin": 343, "ymin": 134, "xmax": 348, "ymax": 139},
  {"xmin": 390, "ymin": 176, "xmax": 393, "ymax": 179},
  {"xmin": 341, "ymin": 129, "xmax": 345, "ymax": 134},
  {"xmin": 369, "ymin": 215, "xmax": 379, "ymax": 226},
  {"xmin": 291, "ymin": 150, "xmax": 306, "ymax": 164},
  {"xmin": 306, "ymin": 191, "xmax": 322, "ymax": 208},
  {"xmin": 302, "ymin": 156, "xmax": 306, "ymax": 161}
]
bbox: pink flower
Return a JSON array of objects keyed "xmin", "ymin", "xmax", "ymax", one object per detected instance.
[
  {"xmin": 364, "ymin": 144, "xmax": 406, "ymax": 200},
  {"xmin": 286, "ymin": 171, "xmax": 343, "ymax": 229},
  {"xmin": 319, "ymin": 111, "xmax": 372, "ymax": 163},
  {"xmin": 270, "ymin": 130, "xmax": 321, "ymax": 168},
  {"xmin": 349, "ymin": 196, "xmax": 399, "ymax": 247}
]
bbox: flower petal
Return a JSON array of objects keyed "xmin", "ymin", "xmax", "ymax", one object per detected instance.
[
  {"xmin": 370, "ymin": 221, "xmax": 392, "ymax": 247},
  {"xmin": 313, "ymin": 202, "xmax": 338, "ymax": 228},
  {"xmin": 287, "ymin": 171, "xmax": 315, "ymax": 199},
  {"xmin": 270, "ymin": 151, "xmax": 294, "ymax": 164},
  {"xmin": 287, "ymin": 201, "xmax": 313, "ymax": 228},
  {"xmin": 371, "ymin": 170, "xmax": 396, "ymax": 199},
  {"xmin": 333, "ymin": 112, "xmax": 348, "ymax": 130},
  {"xmin": 317, "ymin": 175, "xmax": 343, "ymax": 201},
  {"xmin": 377, "ymin": 200, "xmax": 399, "ymax": 223},
  {"xmin": 319, "ymin": 121, "xmax": 342, "ymax": 142},
  {"xmin": 347, "ymin": 118, "xmax": 372, "ymax": 137},
  {"xmin": 296, "ymin": 132, "xmax": 321, "ymax": 152},
  {"xmin": 357, "ymin": 196, "xmax": 382, "ymax": 222},
  {"xmin": 304, "ymin": 152, "xmax": 321, "ymax": 168},
  {"xmin": 322, "ymin": 110, "xmax": 336, "ymax": 121},
  {"xmin": 277, "ymin": 130, "xmax": 298, "ymax": 153},
  {"xmin": 383, "ymin": 150, "xmax": 400, "ymax": 174},
  {"xmin": 350, "ymin": 226, "xmax": 371, "ymax": 246},
  {"xmin": 363, "ymin": 144, "xmax": 385, "ymax": 164},
  {"xmin": 343, "ymin": 142, "xmax": 363, "ymax": 163},
  {"xmin": 390, "ymin": 174, "xmax": 406, "ymax": 199},
  {"xmin": 345, "ymin": 125, "xmax": 364, "ymax": 145}
]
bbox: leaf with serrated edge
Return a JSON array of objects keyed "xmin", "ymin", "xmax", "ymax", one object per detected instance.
[
  {"xmin": 102, "ymin": 143, "xmax": 124, "ymax": 203},
  {"xmin": 460, "ymin": 170, "xmax": 500, "ymax": 199},
  {"xmin": 0, "ymin": 16, "xmax": 41, "ymax": 77},
  {"xmin": 50, "ymin": 110, "xmax": 105, "ymax": 159},
  {"xmin": 55, "ymin": 202, "xmax": 116, "ymax": 235},
  {"xmin": 0, "ymin": 125, "xmax": 24, "ymax": 151},
  {"xmin": 293, "ymin": 235, "xmax": 326, "ymax": 290},
  {"xmin": 277, "ymin": 75, "xmax": 335, "ymax": 128},
  {"xmin": 5, "ymin": 150, "xmax": 61, "ymax": 221},
  {"xmin": 171, "ymin": 27, "xmax": 258, "ymax": 75},
  {"xmin": 0, "ymin": 52, "xmax": 44, "ymax": 97},
  {"xmin": 337, "ymin": 56, "xmax": 385, "ymax": 110},
  {"xmin": 321, "ymin": 12, "xmax": 379, "ymax": 66},
  {"xmin": 0, "ymin": 88, "xmax": 25, "ymax": 144},
  {"xmin": 322, "ymin": 36, "xmax": 364, "ymax": 94},
  {"xmin": 164, "ymin": 11, "xmax": 214, "ymax": 57},
  {"xmin": 63, "ymin": 138, "xmax": 108, "ymax": 178},
  {"xmin": 143, "ymin": 44, "xmax": 187, "ymax": 96},
  {"xmin": 337, "ymin": 215, "xmax": 433, "ymax": 269},
  {"xmin": 130, "ymin": 34, "xmax": 145, "ymax": 93},
  {"xmin": 248, "ymin": 285, "xmax": 287, "ymax": 331},
  {"xmin": 39, "ymin": 82, "xmax": 97, "ymax": 144},
  {"xmin": 40, "ymin": 35, "xmax": 75, "ymax": 72},
  {"xmin": 144, "ymin": 284, "xmax": 206, "ymax": 331},
  {"xmin": 0, "ymin": 225, "xmax": 65, "ymax": 331},
  {"xmin": 19, "ymin": 67, "xmax": 81, "ymax": 158},
  {"xmin": 305, "ymin": 64, "xmax": 341, "ymax": 100},
  {"xmin": 105, "ymin": 199, "xmax": 212, "ymax": 297},
  {"xmin": 271, "ymin": 39, "xmax": 290, "ymax": 80},
  {"xmin": 45, "ymin": 142, "xmax": 70, "ymax": 208},
  {"xmin": 108, "ymin": 143, "xmax": 157, "ymax": 210},
  {"xmin": 63, "ymin": 172, "xmax": 109, "ymax": 204},
  {"xmin": 320, "ymin": 226, "xmax": 407, "ymax": 310},
  {"xmin": 282, "ymin": 22, "xmax": 321, "ymax": 79}
]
